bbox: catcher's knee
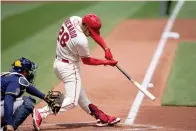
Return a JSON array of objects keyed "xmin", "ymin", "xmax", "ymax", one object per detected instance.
[
  {"xmin": 12, "ymin": 96, "xmax": 36, "ymax": 130},
  {"xmin": 23, "ymin": 96, "xmax": 36, "ymax": 111}
]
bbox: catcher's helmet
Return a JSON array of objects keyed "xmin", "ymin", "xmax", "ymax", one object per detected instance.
[
  {"xmin": 12, "ymin": 57, "xmax": 37, "ymax": 84},
  {"xmin": 82, "ymin": 14, "xmax": 101, "ymax": 35}
]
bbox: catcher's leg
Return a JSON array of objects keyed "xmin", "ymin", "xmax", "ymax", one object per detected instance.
[
  {"xmin": 78, "ymin": 86, "xmax": 121, "ymax": 127},
  {"xmin": 12, "ymin": 96, "xmax": 35, "ymax": 130},
  {"xmin": 1, "ymin": 96, "xmax": 35, "ymax": 130},
  {"xmin": 1, "ymin": 97, "xmax": 24, "ymax": 128}
]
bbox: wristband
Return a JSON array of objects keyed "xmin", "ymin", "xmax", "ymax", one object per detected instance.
[{"xmin": 104, "ymin": 48, "xmax": 109, "ymax": 51}]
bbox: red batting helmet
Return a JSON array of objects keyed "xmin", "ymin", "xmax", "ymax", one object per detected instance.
[{"xmin": 82, "ymin": 14, "xmax": 102, "ymax": 35}]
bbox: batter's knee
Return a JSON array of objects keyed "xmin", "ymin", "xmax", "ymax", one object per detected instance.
[
  {"xmin": 61, "ymin": 97, "xmax": 78, "ymax": 110},
  {"xmin": 72, "ymin": 101, "xmax": 78, "ymax": 107}
]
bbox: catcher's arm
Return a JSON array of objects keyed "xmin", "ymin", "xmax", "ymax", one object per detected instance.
[
  {"xmin": 44, "ymin": 91, "xmax": 65, "ymax": 115},
  {"xmin": 26, "ymin": 85, "xmax": 45, "ymax": 100}
]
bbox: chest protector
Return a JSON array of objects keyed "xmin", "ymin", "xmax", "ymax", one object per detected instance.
[{"xmin": 1, "ymin": 72, "xmax": 30, "ymax": 92}]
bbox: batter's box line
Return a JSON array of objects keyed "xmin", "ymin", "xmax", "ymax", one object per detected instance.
[{"xmin": 20, "ymin": 121, "xmax": 163, "ymax": 130}]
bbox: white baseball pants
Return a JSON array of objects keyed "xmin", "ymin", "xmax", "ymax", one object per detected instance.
[{"xmin": 39, "ymin": 59, "xmax": 92, "ymax": 118}]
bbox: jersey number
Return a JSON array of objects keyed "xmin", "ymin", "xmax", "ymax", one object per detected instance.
[{"xmin": 58, "ymin": 26, "xmax": 69, "ymax": 47}]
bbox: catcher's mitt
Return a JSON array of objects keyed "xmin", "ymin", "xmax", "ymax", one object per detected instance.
[{"xmin": 44, "ymin": 91, "xmax": 64, "ymax": 115}]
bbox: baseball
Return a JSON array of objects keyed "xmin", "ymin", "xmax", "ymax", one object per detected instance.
[{"xmin": 148, "ymin": 83, "xmax": 154, "ymax": 88}]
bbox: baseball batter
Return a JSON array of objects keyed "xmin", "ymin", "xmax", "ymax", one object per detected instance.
[{"xmin": 33, "ymin": 14, "xmax": 120, "ymax": 131}]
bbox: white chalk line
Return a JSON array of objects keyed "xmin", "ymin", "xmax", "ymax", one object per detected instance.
[
  {"xmin": 125, "ymin": 0, "xmax": 185, "ymax": 125},
  {"xmin": 20, "ymin": 121, "xmax": 162, "ymax": 130},
  {"xmin": 20, "ymin": 121, "xmax": 96, "ymax": 127}
]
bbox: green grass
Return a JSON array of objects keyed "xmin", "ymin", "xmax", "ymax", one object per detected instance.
[
  {"xmin": 130, "ymin": 1, "xmax": 196, "ymax": 19},
  {"xmin": 1, "ymin": 2, "xmax": 96, "ymax": 50},
  {"xmin": 1, "ymin": 3, "xmax": 44, "ymax": 20},
  {"xmin": 177, "ymin": 1, "xmax": 196, "ymax": 18},
  {"xmin": 130, "ymin": 1, "xmax": 177, "ymax": 18},
  {"xmin": 131, "ymin": 1, "xmax": 163, "ymax": 18},
  {"xmin": 162, "ymin": 42, "xmax": 196, "ymax": 106}
]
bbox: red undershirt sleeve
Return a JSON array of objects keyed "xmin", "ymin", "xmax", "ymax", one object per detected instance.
[
  {"xmin": 81, "ymin": 57, "xmax": 105, "ymax": 65},
  {"xmin": 90, "ymin": 32, "xmax": 108, "ymax": 51}
]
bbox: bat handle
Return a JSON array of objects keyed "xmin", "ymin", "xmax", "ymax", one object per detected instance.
[
  {"xmin": 109, "ymin": 58, "xmax": 131, "ymax": 80},
  {"xmin": 115, "ymin": 64, "xmax": 132, "ymax": 81}
]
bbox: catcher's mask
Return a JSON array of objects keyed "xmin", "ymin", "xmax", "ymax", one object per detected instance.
[{"xmin": 12, "ymin": 57, "xmax": 38, "ymax": 84}]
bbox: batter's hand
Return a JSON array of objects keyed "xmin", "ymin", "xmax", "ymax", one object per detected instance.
[
  {"xmin": 104, "ymin": 59, "xmax": 118, "ymax": 66},
  {"xmin": 104, "ymin": 48, "xmax": 113, "ymax": 60}
]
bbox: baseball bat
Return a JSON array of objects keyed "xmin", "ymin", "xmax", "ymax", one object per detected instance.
[{"xmin": 115, "ymin": 64, "xmax": 156, "ymax": 101}]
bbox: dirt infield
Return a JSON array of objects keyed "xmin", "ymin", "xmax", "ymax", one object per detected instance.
[{"xmin": 19, "ymin": 19, "xmax": 196, "ymax": 131}]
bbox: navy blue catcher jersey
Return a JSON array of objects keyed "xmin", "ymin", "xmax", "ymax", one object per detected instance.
[{"xmin": 1, "ymin": 72, "xmax": 29, "ymax": 101}]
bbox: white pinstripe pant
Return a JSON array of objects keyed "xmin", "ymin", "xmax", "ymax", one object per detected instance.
[{"xmin": 39, "ymin": 59, "xmax": 91, "ymax": 118}]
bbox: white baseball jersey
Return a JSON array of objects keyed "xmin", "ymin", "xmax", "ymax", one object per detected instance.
[
  {"xmin": 38, "ymin": 16, "xmax": 93, "ymax": 120},
  {"xmin": 56, "ymin": 16, "xmax": 90, "ymax": 62}
]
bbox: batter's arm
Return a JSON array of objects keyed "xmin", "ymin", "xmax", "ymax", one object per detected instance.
[
  {"xmin": 81, "ymin": 57, "xmax": 117, "ymax": 66},
  {"xmin": 91, "ymin": 34, "xmax": 108, "ymax": 50},
  {"xmin": 90, "ymin": 34, "xmax": 113, "ymax": 60}
]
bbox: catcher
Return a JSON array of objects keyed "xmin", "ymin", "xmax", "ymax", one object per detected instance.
[
  {"xmin": 1, "ymin": 57, "xmax": 64, "ymax": 131},
  {"xmin": 33, "ymin": 13, "xmax": 120, "ymax": 131}
]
